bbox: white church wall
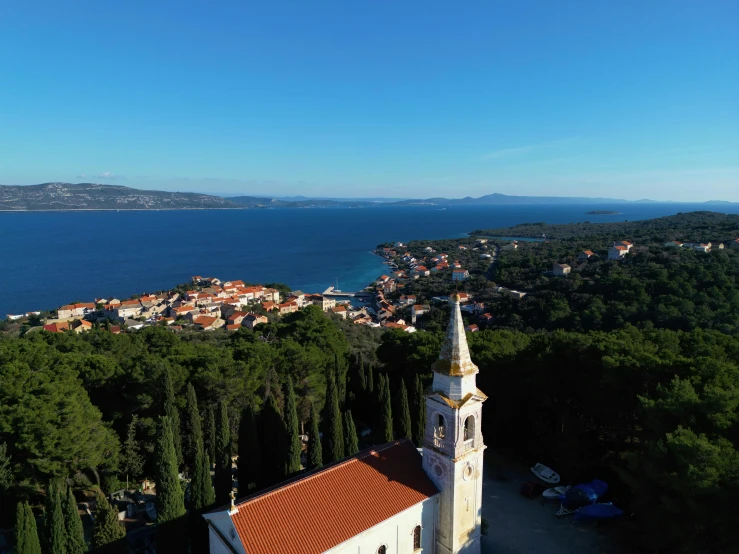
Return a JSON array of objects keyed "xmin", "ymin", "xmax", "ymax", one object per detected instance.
[
  {"xmin": 204, "ymin": 510, "xmax": 247, "ymax": 554},
  {"xmin": 324, "ymin": 496, "xmax": 437, "ymax": 554}
]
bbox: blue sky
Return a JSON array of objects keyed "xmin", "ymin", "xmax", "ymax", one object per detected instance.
[{"xmin": 1, "ymin": 0, "xmax": 737, "ymax": 200}]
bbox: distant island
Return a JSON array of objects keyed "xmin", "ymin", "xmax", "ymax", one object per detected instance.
[
  {"xmin": 585, "ymin": 210, "xmax": 620, "ymax": 215},
  {"xmin": 2, "ymin": 182, "xmax": 737, "ymax": 212}
]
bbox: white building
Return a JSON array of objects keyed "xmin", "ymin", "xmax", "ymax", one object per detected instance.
[
  {"xmin": 608, "ymin": 246, "xmax": 629, "ymax": 260},
  {"xmin": 204, "ymin": 296, "xmax": 486, "ymax": 554},
  {"xmin": 553, "ymin": 263, "xmax": 571, "ymax": 276},
  {"xmin": 452, "ymin": 269, "xmax": 470, "ymax": 282}
]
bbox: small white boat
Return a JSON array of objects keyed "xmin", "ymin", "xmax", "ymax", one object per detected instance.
[
  {"xmin": 531, "ymin": 463, "xmax": 560, "ymax": 484},
  {"xmin": 542, "ymin": 485, "xmax": 570, "ymax": 500}
]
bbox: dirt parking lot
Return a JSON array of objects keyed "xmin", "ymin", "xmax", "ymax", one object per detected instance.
[{"xmin": 480, "ymin": 454, "xmax": 624, "ymax": 554}]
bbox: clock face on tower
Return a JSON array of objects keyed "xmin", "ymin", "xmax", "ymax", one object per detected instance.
[
  {"xmin": 463, "ymin": 463, "xmax": 474, "ymax": 481},
  {"xmin": 434, "ymin": 464, "xmax": 444, "ymax": 477}
]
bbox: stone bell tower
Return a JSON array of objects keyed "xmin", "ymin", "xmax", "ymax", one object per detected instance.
[{"xmin": 422, "ymin": 295, "xmax": 487, "ymax": 554}]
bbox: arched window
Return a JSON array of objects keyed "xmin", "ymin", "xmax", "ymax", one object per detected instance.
[
  {"xmin": 413, "ymin": 525, "xmax": 422, "ymax": 549},
  {"xmin": 377, "ymin": 545, "xmax": 387, "ymax": 554},
  {"xmin": 464, "ymin": 415, "xmax": 475, "ymax": 441},
  {"xmin": 436, "ymin": 413, "xmax": 446, "ymax": 438}
]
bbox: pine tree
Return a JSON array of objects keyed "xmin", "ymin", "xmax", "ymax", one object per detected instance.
[
  {"xmin": 284, "ymin": 378, "xmax": 302, "ymax": 475},
  {"xmin": 204, "ymin": 405, "xmax": 216, "ymax": 463},
  {"xmin": 91, "ymin": 490, "xmax": 126, "ymax": 553},
  {"xmin": 182, "ymin": 383, "xmax": 204, "ymax": 472},
  {"xmin": 324, "ymin": 372, "xmax": 344, "ymax": 463},
  {"xmin": 396, "ymin": 378, "xmax": 412, "ymax": 441},
  {"xmin": 162, "ymin": 369, "xmax": 183, "ymax": 469},
  {"xmin": 379, "ymin": 374, "xmax": 394, "ymax": 443},
  {"xmin": 15, "ymin": 501, "xmax": 42, "ymax": 554},
  {"xmin": 63, "ymin": 486, "xmax": 86, "ymax": 554},
  {"xmin": 260, "ymin": 394, "xmax": 288, "ymax": 487},
  {"xmin": 155, "ymin": 416, "xmax": 186, "ymax": 524},
  {"xmin": 307, "ymin": 403, "xmax": 323, "ymax": 470},
  {"xmin": 44, "ymin": 479, "xmax": 66, "ymax": 554},
  {"xmin": 237, "ymin": 406, "xmax": 261, "ymax": 496},
  {"xmin": 344, "ymin": 410, "xmax": 359, "ymax": 456},
  {"xmin": 413, "ymin": 374, "xmax": 426, "ymax": 447},
  {"xmin": 214, "ymin": 401, "xmax": 232, "ymax": 506},
  {"xmin": 120, "ymin": 415, "xmax": 144, "ymax": 490}
]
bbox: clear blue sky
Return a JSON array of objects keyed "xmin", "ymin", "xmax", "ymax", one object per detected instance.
[{"xmin": 1, "ymin": 0, "xmax": 737, "ymax": 200}]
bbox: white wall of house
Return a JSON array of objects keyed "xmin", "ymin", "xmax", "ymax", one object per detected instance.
[
  {"xmin": 205, "ymin": 511, "xmax": 246, "ymax": 554},
  {"xmin": 324, "ymin": 498, "xmax": 436, "ymax": 554}
]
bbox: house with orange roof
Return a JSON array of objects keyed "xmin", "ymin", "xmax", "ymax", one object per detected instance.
[
  {"xmin": 227, "ymin": 311, "xmax": 249, "ymax": 326},
  {"xmin": 412, "ymin": 266, "xmax": 430, "ymax": 277},
  {"xmin": 225, "ymin": 323, "xmax": 242, "ymax": 331},
  {"xmin": 193, "ymin": 315, "xmax": 220, "ymax": 331},
  {"xmin": 71, "ymin": 319, "xmax": 93, "ymax": 334},
  {"xmin": 331, "ymin": 305, "xmax": 348, "ymax": 319},
  {"xmin": 278, "ymin": 302, "xmax": 299, "ymax": 315},
  {"xmin": 261, "ymin": 301, "xmax": 277, "ymax": 312},
  {"xmin": 608, "ymin": 245, "xmax": 629, "ymax": 260},
  {"xmin": 43, "ymin": 321, "xmax": 70, "ymax": 333},
  {"xmin": 578, "ymin": 250, "xmax": 596, "ymax": 261},
  {"xmin": 243, "ymin": 313, "xmax": 268, "ymax": 329}
]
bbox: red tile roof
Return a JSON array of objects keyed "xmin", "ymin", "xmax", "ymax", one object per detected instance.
[{"xmin": 225, "ymin": 440, "xmax": 437, "ymax": 554}]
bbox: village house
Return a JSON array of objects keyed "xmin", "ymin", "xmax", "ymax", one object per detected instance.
[
  {"xmin": 683, "ymin": 242, "xmax": 712, "ymax": 253},
  {"xmin": 288, "ymin": 291, "xmax": 307, "ymax": 307},
  {"xmin": 423, "ymin": 246, "xmax": 435, "ymax": 253},
  {"xmin": 307, "ymin": 294, "xmax": 336, "ymax": 311},
  {"xmin": 578, "ymin": 250, "xmax": 596, "ymax": 261},
  {"xmin": 262, "ymin": 288, "xmax": 281, "ymax": 303},
  {"xmin": 43, "ymin": 322, "xmax": 70, "ymax": 333},
  {"xmin": 124, "ymin": 319, "xmax": 146, "ymax": 330},
  {"xmin": 278, "ymin": 302, "xmax": 299, "ymax": 315},
  {"xmin": 452, "ymin": 269, "xmax": 470, "ymax": 282},
  {"xmin": 171, "ymin": 305, "xmax": 197, "ymax": 319},
  {"xmin": 399, "ymin": 295, "xmax": 417, "ymax": 306},
  {"xmin": 614, "ymin": 240, "xmax": 634, "ymax": 251},
  {"xmin": 381, "ymin": 280, "xmax": 397, "ymax": 294},
  {"xmin": 227, "ymin": 311, "xmax": 249, "ymax": 326},
  {"xmin": 553, "ymin": 263, "xmax": 571, "ymax": 276},
  {"xmin": 730, "ymin": 238, "xmax": 739, "ymax": 249},
  {"xmin": 412, "ymin": 266, "xmax": 430, "ymax": 277},
  {"xmin": 465, "ymin": 323, "xmax": 479, "ymax": 332},
  {"xmin": 479, "ymin": 313, "xmax": 494, "ymax": 325},
  {"xmin": 193, "ymin": 315, "xmax": 221, "ymax": 331},
  {"xmin": 664, "ymin": 241, "xmax": 684, "ymax": 248},
  {"xmin": 457, "ymin": 292, "xmax": 471, "ymax": 303},
  {"xmin": 476, "ymin": 238, "xmax": 488, "ymax": 245},
  {"xmin": 225, "ymin": 324, "xmax": 241, "ymax": 331},
  {"xmin": 411, "ymin": 304, "xmax": 430, "ymax": 324},
  {"xmin": 480, "ymin": 253, "xmax": 492, "ymax": 259},
  {"xmin": 243, "ymin": 313, "xmax": 268, "ymax": 329},
  {"xmin": 331, "ymin": 305, "xmax": 348, "ymax": 319},
  {"xmin": 71, "ymin": 319, "xmax": 93, "ymax": 333},
  {"xmin": 608, "ymin": 245, "xmax": 629, "ymax": 260},
  {"xmin": 261, "ymin": 301, "xmax": 277, "ymax": 312}
]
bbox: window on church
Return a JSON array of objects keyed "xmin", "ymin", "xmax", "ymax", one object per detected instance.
[
  {"xmin": 464, "ymin": 415, "xmax": 475, "ymax": 442},
  {"xmin": 377, "ymin": 545, "xmax": 387, "ymax": 554},
  {"xmin": 413, "ymin": 525, "xmax": 421, "ymax": 549},
  {"xmin": 436, "ymin": 414, "xmax": 446, "ymax": 438}
]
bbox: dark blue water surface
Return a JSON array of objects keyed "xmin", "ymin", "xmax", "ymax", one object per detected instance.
[{"xmin": 1, "ymin": 203, "xmax": 737, "ymax": 316}]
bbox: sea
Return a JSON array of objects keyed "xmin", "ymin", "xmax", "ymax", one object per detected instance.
[{"xmin": 1, "ymin": 203, "xmax": 738, "ymax": 317}]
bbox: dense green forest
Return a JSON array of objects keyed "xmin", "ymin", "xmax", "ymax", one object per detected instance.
[{"xmin": 1, "ymin": 211, "xmax": 738, "ymax": 553}]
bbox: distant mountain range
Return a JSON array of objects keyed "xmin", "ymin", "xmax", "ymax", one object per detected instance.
[{"xmin": 1, "ymin": 183, "xmax": 736, "ymax": 211}]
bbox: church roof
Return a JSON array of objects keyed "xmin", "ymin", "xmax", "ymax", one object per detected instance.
[
  {"xmin": 226, "ymin": 439, "xmax": 438, "ymax": 554},
  {"xmin": 431, "ymin": 294, "xmax": 479, "ymax": 376}
]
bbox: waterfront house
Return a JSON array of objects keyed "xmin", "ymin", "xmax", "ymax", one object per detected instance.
[
  {"xmin": 307, "ymin": 294, "xmax": 336, "ymax": 311},
  {"xmin": 452, "ymin": 269, "xmax": 470, "ymax": 282},
  {"xmin": 553, "ymin": 263, "xmax": 571, "ymax": 276}
]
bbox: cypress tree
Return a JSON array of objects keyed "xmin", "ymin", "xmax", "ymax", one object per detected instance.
[
  {"xmin": 155, "ymin": 416, "xmax": 186, "ymax": 523},
  {"xmin": 396, "ymin": 378, "xmax": 412, "ymax": 441},
  {"xmin": 357, "ymin": 360, "xmax": 367, "ymax": 393},
  {"xmin": 284, "ymin": 377, "xmax": 302, "ymax": 475},
  {"xmin": 379, "ymin": 375, "xmax": 394, "ymax": 443},
  {"xmin": 202, "ymin": 452, "xmax": 215, "ymax": 507},
  {"xmin": 120, "ymin": 415, "xmax": 144, "ymax": 490},
  {"xmin": 259, "ymin": 394, "xmax": 287, "ymax": 487},
  {"xmin": 15, "ymin": 501, "xmax": 42, "ymax": 554},
  {"xmin": 324, "ymin": 372, "xmax": 344, "ymax": 463},
  {"xmin": 366, "ymin": 363, "xmax": 374, "ymax": 395},
  {"xmin": 214, "ymin": 401, "xmax": 232, "ymax": 506},
  {"xmin": 44, "ymin": 479, "xmax": 66, "ymax": 554},
  {"xmin": 162, "ymin": 369, "xmax": 183, "ymax": 469},
  {"xmin": 182, "ymin": 383, "xmax": 203, "ymax": 472},
  {"xmin": 92, "ymin": 490, "xmax": 126, "ymax": 553},
  {"xmin": 237, "ymin": 406, "xmax": 261, "ymax": 495},
  {"xmin": 204, "ymin": 405, "xmax": 216, "ymax": 464},
  {"xmin": 306, "ymin": 403, "xmax": 323, "ymax": 470},
  {"xmin": 344, "ymin": 410, "xmax": 359, "ymax": 457},
  {"xmin": 413, "ymin": 374, "xmax": 426, "ymax": 447},
  {"xmin": 63, "ymin": 486, "xmax": 86, "ymax": 554}
]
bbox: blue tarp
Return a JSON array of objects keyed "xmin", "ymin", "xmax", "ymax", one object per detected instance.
[
  {"xmin": 560, "ymin": 479, "xmax": 609, "ymax": 509},
  {"xmin": 574, "ymin": 502, "xmax": 624, "ymax": 522}
]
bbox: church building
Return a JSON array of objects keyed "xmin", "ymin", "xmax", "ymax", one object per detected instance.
[{"xmin": 204, "ymin": 295, "xmax": 486, "ymax": 554}]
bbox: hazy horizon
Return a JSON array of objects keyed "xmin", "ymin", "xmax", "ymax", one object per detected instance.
[{"xmin": 1, "ymin": 1, "xmax": 737, "ymax": 201}]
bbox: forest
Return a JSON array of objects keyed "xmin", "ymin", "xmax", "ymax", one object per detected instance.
[{"xmin": 1, "ymin": 211, "xmax": 738, "ymax": 553}]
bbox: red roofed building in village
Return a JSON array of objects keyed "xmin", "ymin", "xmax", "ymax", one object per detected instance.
[{"xmin": 204, "ymin": 296, "xmax": 487, "ymax": 554}]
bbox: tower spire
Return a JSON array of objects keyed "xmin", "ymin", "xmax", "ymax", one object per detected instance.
[{"xmin": 432, "ymin": 294, "xmax": 478, "ymax": 377}]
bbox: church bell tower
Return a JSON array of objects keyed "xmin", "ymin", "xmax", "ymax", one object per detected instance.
[{"xmin": 422, "ymin": 295, "xmax": 487, "ymax": 554}]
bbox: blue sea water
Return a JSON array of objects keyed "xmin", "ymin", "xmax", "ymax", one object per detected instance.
[{"xmin": 1, "ymin": 203, "xmax": 738, "ymax": 316}]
